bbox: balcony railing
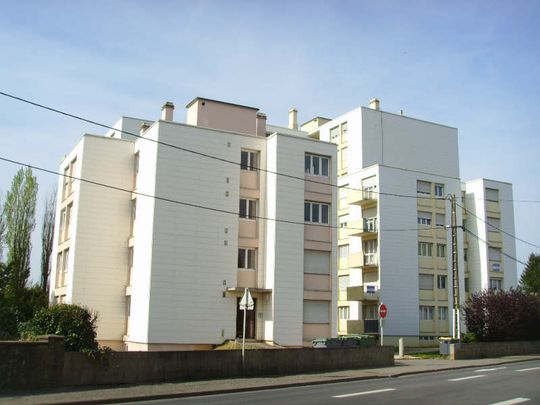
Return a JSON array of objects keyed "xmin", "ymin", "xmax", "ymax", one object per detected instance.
[
  {"xmin": 348, "ymin": 217, "xmax": 378, "ymax": 237},
  {"xmin": 347, "ymin": 285, "xmax": 380, "ymax": 301},
  {"xmin": 363, "ymin": 217, "xmax": 378, "ymax": 232},
  {"xmin": 347, "ymin": 187, "xmax": 378, "ymax": 207}
]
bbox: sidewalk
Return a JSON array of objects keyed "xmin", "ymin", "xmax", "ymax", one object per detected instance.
[{"xmin": 2, "ymin": 355, "xmax": 539, "ymax": 404}]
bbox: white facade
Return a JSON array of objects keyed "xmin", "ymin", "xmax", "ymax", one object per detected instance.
[
  {"xmin": 50, "ymin": 98, "xmax": 337, "ymax": 350},
  {"xmin": 301, "ymin": 100, "xmax": 516, "ymax": 345}
]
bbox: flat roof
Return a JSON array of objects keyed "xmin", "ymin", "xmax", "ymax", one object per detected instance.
[{"xmin": 185, "ymin": 97, "xmax": 259, "ymax": 111}]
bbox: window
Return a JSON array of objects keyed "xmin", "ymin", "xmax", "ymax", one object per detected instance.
[
  {"xmin": 330, "ymin": 126, "xmax": 339, "ymax": 142},
  {"xmin": 487, "ymin": 217, "xmax": 500, "ymax": 232},
  {"xmin": 438, "ymin": 306, "xmax": 448, "ymax": 321},
  {"xmin": 126, "ymin": 296, "xmax": 131, "ymax": 318},
  {"xmin": 305, "ymin": 154, "xmax": 329, "ymax": 176},
  {"xmin": 339, "ymin": 245, "xmax": 349, "ymax": 259},
  {"xmin": 418, "ymin": 242, "xmax": 433, "ymax": 257},
  {"xmin": 238, "ymin": 248, "xmax": 256, "ymax": 269},
  {"xmin": 303, "ymin": 300, "xmax": 330, "ymax": 324},
  {"xmin": 339, "ymin": 214, "xmax": 348, "ymax": 228},
  {"xmin": 304, "ymin": 202, "xmax": 329, "ymax": 224},
  {"xmin": 363, "ymin": 239, "xmax": 377, "ymax": 265},
  {"xmin": 128, "ymin": 247, "xmax": 134, "ymax": 285},
  {"xmin": 419, "ymin": 306, "xmax": 434, "ymax": 320},
  {"xmin": 436, "ymin": 244, "xmax": 446, "ymax": 258},
  {"xmin": 239, "ymin": 199, "xmax": 257, "ymax": 219},
  {"xmin": 363, "ymin": 217, "xmax": 377, "ymax": 232},
  {"xmin": 465, "ymin": 278, "xmax": 470, "ymax": 292},
  {"xmin": 417, "ymin": 180, "xmax": 431, "ymax": 195},
  {"xmin": 241, "ymin": 150, "xmax": 258, "ymax": 171},
  {"xmin": 364, "ymin": 305, "xmax": 378, "ymax": 319},
  {"xmin": 133, "ymin": 152, "xmax": 139, "ymax": 188},
  {"xmin": 130, "ymin": 199, "xmax": 137, "ymax": 237},
  {"xmin": 489, "ymin": 278, "xmax": 502, "ymax": 291},
  {"xmin": 339, "ymin": 275, "xmax": 349, "ymax": 291},
  {"xmin": 62, "ymin": 166, "xmax": 69, "ymax": 199},
  {"xmin": 59, "ymin": 208, "xmax": 66, "ymax": 242},
  {"xmin": 492, "ymin": 262, "xmax": 501, "ymax": 272},
  {"xmin": 64, "ymin": 203, "xmax": 73, "ymax": 240},
  {"xmin": 436, "ymin": 213, "xmax": 446, "ymax": 227},
  {"xmin": 437, "ymin": 275, "xmax": 447, "ymax": 289},
  {"xmin": 489, "ymin": 247, "xmax": 501, "ymax": 262},
  {"xmin": 366, "ymin": 285, "xmax": 376, "ymax": 294},
  {"xmin": 340, "ymin": 147, "xmax": 348, "ymax": 172},
  {"xmin": 341, "ymin": 122, "xmax": 348, "ymax": 142},
  {"xmin": 55, "ymin": 252, "xmax": 63, "ymax": 288},
  {"xmin": 486, "ymin": 188, "xmax": 499, "ymax": 202},
  {"xmin": 338, "ymin": 306, "xmax": 350, "ymax": 320},
  {"xmin": 417, "ymin": 211, "xmax": 432, "ymax": 226},
  {"xmin": 62, "ymin": 248, "xmax": 69, "ymax": 287},
  {"xmin": 464, "ymin": 248, "xmax": 468, "ymax": 262},
  {"xmin": 304, "ymin": 250, "xmax": 330, "ymax": 274},
  {"xmin": 434, "ymin": 183, "xmax": 444, "ymax": 197},
  {"xmin": 419, "ymin": 274, "xmax": 434, "ymax": 290}
]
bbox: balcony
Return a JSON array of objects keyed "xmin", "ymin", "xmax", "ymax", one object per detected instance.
[
  {"xmin": 349, "ymin": 252, "xmax": 378, "ymax": 269},
  {"xmin": 348, "ymin": 217, "xmax": 378, "ymax": 238},
  {"xmin": 347, "ymin": 285, "xmax": 380, "ymax": 301},
  {"xmin": 347, "ymin": 188, "xmax": 377, "ymax": 208},
  {"xmin": 345, "ymin": 320, "xmax": 379, "ymax": 334}
]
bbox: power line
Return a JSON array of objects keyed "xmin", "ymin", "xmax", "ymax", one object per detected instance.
[
  {"xmin": 0, "ymin": 155, "xmax": 436, "ymax": 233},
  {"xmin": 2, "ymin": 90, "xmax": 538, "ymax": 204},
  {"xmin": 457, "ymin": 201, "xmax": 540, "ymax": 249},
  {"xmin": 463, "ymin": 227, "xmax": 528, "ymax": 266},
  {"xmin": 0, "ymin": 90, "xmax": 450, "ymax": 203}
]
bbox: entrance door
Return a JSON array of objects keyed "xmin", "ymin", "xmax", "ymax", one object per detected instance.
[{"xmin": 236, "ymin": 297, "xmax": 256, "ymax": 339}]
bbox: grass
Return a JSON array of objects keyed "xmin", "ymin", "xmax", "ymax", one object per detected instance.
[{"xmin": 405, "ymin": 351, "xmax": 448, "ymax": 359}]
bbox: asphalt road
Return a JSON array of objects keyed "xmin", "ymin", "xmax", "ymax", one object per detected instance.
[{"xmin": 139, "ymin": 360, "xmax": 540, "ymax": 405}]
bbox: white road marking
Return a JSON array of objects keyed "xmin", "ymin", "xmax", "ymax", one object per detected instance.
[
  {"xmin": 489, "ymin": 397, "xmax": 530, "ymax": 405},
  {"xmin": 332, "ymin": 388, "xmax": 396, "ymax": 398},
  {"xmin": 516, "ymin": 366, "xmax": 540, "ymax": 372},
  {"xmin": 448, "ymin": 374, "xmax": 486, "ymax": 381},
  {"xmin": 474, "ymin": 367, "xmax": 507, "ymax": 372}
]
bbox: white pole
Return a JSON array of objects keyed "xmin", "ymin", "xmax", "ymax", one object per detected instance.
[
  {"xmin": 380, "ymin": 318, "xmax": 384, "ymax": 346},
  {"xmin": 242, "ymin": 288, "xmax": 247, "ymax": 365}
]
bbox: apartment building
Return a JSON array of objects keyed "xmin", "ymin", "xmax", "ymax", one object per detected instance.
[
  {"xmin": 50, "ymin": 98, "xmax": 338, "ymax": 350},
  {"xmin": 300, "ymin": 99, "xmax": 517, "ymax": 346}
]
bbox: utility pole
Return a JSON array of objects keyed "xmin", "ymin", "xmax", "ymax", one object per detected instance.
[{"xmin": 448, "ymin": 194, "xmax": 460, "ymax": 340}]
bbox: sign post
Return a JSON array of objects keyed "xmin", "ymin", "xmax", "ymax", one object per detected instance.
[
  {"xmin": 379, "ymin": 303, "xmax": 388, "ymax": 346},
  {"xmin": 239, "ymin": 288, "xmax": 254, "ymax": 365}
]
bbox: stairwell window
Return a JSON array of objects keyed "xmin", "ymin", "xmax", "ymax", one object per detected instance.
[
  {"xmin": 305, "ymin": 154, "xmax": 329, "ymax": 177},
  {"xmin": 239, "ymin": 199, "xmax": 257, "ymax": 219},
  {"xmin": 304, "ymin": 202, "xmax": 329, "ymax": 224},
  {"xmin": 238, "ymin": 248, "xmax": 256, "ymax": 270},
  {"xmin": 241, "ymin": 150, "xmax": 258, "ymax": 171}
]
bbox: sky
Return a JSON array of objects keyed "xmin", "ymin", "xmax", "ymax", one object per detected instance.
[{"xmin": 0, "ymin": 0, "xmax": 539, "ymax": 283}]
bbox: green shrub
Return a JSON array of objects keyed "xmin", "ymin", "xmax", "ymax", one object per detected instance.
[{"xmin": 19, "ymin": 304, "xmax": 98, "ymax": 351}]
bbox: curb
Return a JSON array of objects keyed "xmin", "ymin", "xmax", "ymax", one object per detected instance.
[{"xmin": 12, "ymin": 357, "xmax": 540, "ymax": 405}]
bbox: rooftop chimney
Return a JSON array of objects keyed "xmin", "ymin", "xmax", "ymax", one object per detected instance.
[
  {"xmin": 256, "ymin": 112, "xmax": 267, "ymax": 137},
  {"xmin": 369, "ymin": 98, "xmax": 380, "ymax": 111},
  {"xmin": 288, "ymin": 108, "xmax": 298, "ymax": 130},
  {"xmin": 161, "ymin": 102, "xmax": 175, "ymax": 121},
  {"xmin": 140, "ymin": 122, "xmax": 151, "ymax": 136}
]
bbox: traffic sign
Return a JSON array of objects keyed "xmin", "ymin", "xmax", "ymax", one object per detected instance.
[
  {"xmin": 379, "ymin": 303, "xmax": 388, "ymax": 319},
  {"xmin": 239, "ymin": 288, "xmax": 254, "ymax": 310}
]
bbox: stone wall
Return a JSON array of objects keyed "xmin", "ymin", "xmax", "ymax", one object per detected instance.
[
  {"xmin": 1, "ymin": 336, "xmax": 394, "ymax": 390},
  {"xmin": 450, "ymin": 340, "xmax": 540, "ymax": 360}
]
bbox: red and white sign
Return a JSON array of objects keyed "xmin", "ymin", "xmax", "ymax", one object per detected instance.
[{"xmin": 379, "ymin": 303, "xmax": 388, "ymax": 319}]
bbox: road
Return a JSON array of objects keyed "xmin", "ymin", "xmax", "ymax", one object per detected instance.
[{"xmin": 140, "ymin": 360, "xmax": 540, "ymax": 405}]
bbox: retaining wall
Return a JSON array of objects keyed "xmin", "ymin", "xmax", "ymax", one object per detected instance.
[
  {"xmin": 1, "ymin": 336, "xmax": 394, "ymax": 390},
  {"xmin": 450, "ymin": 340, "xmax": 540, "ymax": 360}
]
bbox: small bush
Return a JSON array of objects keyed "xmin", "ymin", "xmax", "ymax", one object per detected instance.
[
  {"xmin": 19, "ymin": 304, "xmax": 98, "ymax": 351},
  {"xmin": 462, "ymin": 288, "xmax": 540, "ymax": 342}
]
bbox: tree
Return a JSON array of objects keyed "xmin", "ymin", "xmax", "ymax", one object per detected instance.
[
  {"xmin": 19, "ymin": 304, "xmax": 98, "ymax": 351},
  {"xmin": 0, "ymin": 195, "xmax": 5, "ymax": 261},
  {"xmin": 520, "ymin": 253, "xmax": 540, "ymax": 295},
  {"xmin": 40, "ymin": 188, "xmax": 56, "ymax": 293},
  {"xmin": 3, "ymin": 167, "xmax": 38, "ymax": 293},
  {"xmin": 462, "ymin": 288, "xmax": 540, "ymax": 342}
]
